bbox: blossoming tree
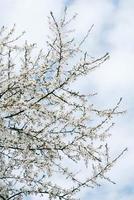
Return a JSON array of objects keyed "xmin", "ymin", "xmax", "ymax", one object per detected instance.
[{"xmin": 0, "ymin": 9, "xmax": 126, "ymax": 200}]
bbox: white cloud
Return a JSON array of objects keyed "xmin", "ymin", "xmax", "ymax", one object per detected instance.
[{"xmin": 67, "ymin": 0, "xmax": 134, "ymax": 199}]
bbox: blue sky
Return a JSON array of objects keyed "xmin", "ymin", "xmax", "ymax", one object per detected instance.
[
  {"xmin": 64, "ymin": 0, "xmax": 73, "ymax": 5},
  {"xmin": 0, "ymin": 0, "xmax": 134, "ymax": 199}
]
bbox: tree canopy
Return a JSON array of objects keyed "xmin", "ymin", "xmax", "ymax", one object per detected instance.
[{"xmin": 0, "ymin": 9, "xmax": 127, "ymax": 200}]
